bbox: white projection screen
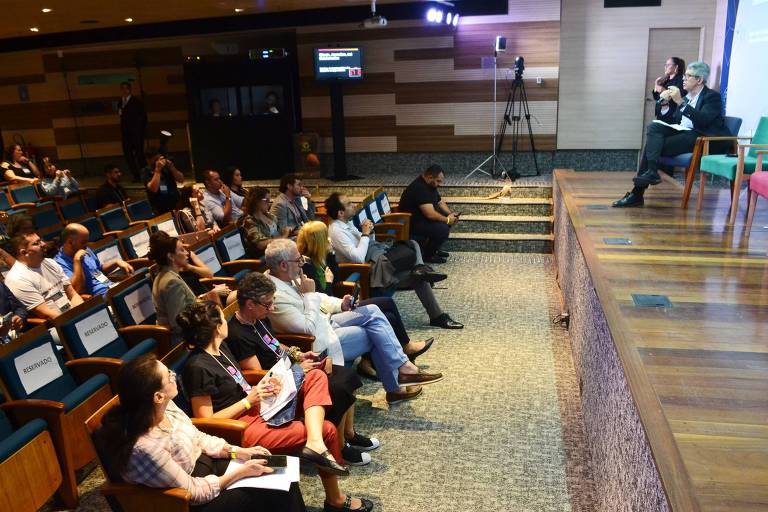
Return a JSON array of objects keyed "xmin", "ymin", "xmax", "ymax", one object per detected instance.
[{"xmin": 725, "ymin": 0, "xmax": 768, "ymax": 135}]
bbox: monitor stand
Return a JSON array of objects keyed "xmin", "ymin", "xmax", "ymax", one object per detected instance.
[{"xmin": 328, "ymin": 82, "xmax": 362, "ymax": 181}]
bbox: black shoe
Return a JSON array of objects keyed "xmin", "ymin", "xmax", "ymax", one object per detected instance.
[
  {"xmin": 425, "ymin": 255, "xmax": 447, "ymax": 264},
  {"xmin": 437, "ymin": 250, "xmax": 450, "ymax": 258},
  {"xmin": 406, "ymin": 337, "xmax": 434, "ymax": 362},
  {"xmin": 299, "ymin": 447, "xmax": 349, "ymax": 476},
  {"xmin": 347, "ymin": 432, "xmax": 380, "ymax": 452},
  {"xmin": 634, "ymin": 170, "xmax": 661, "ymax": 186},
  {"xmin": 342, "ymin": 443, "xmax": 372, "ymax": 466},
  {"xmin": 429, "ymin": 313, "xmax": 464, "ymax": 329},
  {"xmin": 411, "ymin": 264, "xmax": 447, "ymax": 283},
  {"xmin": 324, "ymin": 496, "xmax": 374, "ymax": 512},
  {"xmin": 612, "ymin": 191, "xmax": 644, "ymax": 208}
]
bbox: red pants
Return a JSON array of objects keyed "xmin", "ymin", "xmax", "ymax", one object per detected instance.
[{"xmin": 238, "ymin": 369, "xmax": 342, "ymax": 462}]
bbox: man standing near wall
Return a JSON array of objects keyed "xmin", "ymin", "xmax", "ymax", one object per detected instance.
[{"xmin": 118, "ymin": 81, "xmax": 147, "ymax": 183}]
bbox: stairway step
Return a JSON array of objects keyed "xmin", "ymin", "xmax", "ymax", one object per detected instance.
[
  {"xmin": 241, "ymin": 183, "xmax": 553, "ymax": 199},
  {"xmin": 444, "ymin": 232, "xmax": 554, "ymax": 253},
  {"xmin": 452, "ymin": 214, "xmax": 553, "ymax": 234}
]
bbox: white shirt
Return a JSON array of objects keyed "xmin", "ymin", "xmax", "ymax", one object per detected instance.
[
  {"xmin": 328, "ymin": 220, "xmax": 371, "ymax": 264},
  {"xmin": 5, "ymin": 258, "xmax": 72, "ymax": 314},
  {"xmin": 202, "ymin": 189, "xmax": 244, "ymax": 224},
  {"xmin": 679, "ymin": 90, "xmax": 701, "ymax": 130}
]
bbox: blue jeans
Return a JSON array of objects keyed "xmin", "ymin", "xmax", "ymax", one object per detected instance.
[{"xmin": 330, "ymin": 304, "xmax": 408, "ymax": 392}]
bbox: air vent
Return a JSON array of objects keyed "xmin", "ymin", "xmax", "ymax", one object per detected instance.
[{"xmin": 79, "ymin": 19, "xmax": 99, "ymax": 24}]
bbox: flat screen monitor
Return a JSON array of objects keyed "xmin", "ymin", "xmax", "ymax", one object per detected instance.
[{"xmin": 314, "ymin": 48, "xmax": 363, "ymax": 81}]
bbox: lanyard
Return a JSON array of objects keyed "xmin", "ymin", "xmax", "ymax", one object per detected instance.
[{"xmin": 207, "ymin": 349, "xmax": 252, "ymax": 393}]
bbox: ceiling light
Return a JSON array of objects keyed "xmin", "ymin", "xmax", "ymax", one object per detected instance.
[
  {"xmin": 426, "ymin": 8, "xmax": 437, "ymax": 22},
  {"xmin": 125, "ymin": 18, "xmax": 133, "ymax": 22},
  {"xmin": 234, "ymin": 8, "xmax": 244, "ymax": 13},
  {"xmin": 453, "ymin": 14, "xmax": 460, "ymax": 26},
  {"xmin": 446, "ymin": 13, "xmax": 452, "ymax": 24},
  {"xmin": 435, "ymin": 10, "xmax": 443, "ymax": 23},
  {"xmin": 30, "ymin": 27, "xmax": 39, "ymax": 32},
  {"xmin": 41, "ymin": 8, "xmax": 52, "ymax": 13}
]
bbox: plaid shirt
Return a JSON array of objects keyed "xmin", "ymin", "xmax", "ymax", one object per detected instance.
[{"xmin": 121, "ymin": 401, "xmax": 229, "ymax": 504}]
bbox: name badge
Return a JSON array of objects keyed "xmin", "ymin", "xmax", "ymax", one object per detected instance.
[
  {"xmin": 226, "ymin": 365, "xmax": 252, "ymax": 393},
  {"xmin": 94, "ymin": 271, "xmax": 111, "ymax": 284},
  {"xmin": 48, "ymin": 290, "xmax": 71, "ymax": 312},
  {"xmin": 159, "ymin": 184, "xmax": 168, "ymax": 193}
]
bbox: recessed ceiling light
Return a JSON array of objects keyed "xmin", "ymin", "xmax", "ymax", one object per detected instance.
[
  {"xmin": 125, "ymin": 18, "xmax": 133, "ymax": 22},
  {"xmin": 41, "ymin": 8, "xmax": 52, "ymax": 13},
  {"xmin": 30, "ymin": 27, "xmax": 39, "ymax": 32},
  {"xmin": 234, "ymin": 8, "xmax": 244, "ymax": 13}
]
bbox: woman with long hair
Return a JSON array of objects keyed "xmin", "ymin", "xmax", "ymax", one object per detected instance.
[
  {"xmin": 100, "ymin": 353, "xmax": 305, "ymax": 511},
  {"xmin": 241, "ymin": 186, "xmax": 291, "ymax": 257},
  {"xmin": 222, "ymin": 166, "xmax": 247, "ymax": 199},
  {"xmin": 178, "ymin": 184, "xmax": 220, "ymax": 234},
  {"xmin": 2, "ymin": 144, "xmax": 40, "ymax": 184},
  {"xmin": 178, "ymin": 300, "xmax": 373, "ymax": 512}
]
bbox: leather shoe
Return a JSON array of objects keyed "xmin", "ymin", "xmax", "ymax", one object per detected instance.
[
  {"xmin": 406, "ymin": 337, "xmax": 434, "ymax": 362},
  {"xmin": 356, "ymin": 358, "xmax": 378, "ymax": 380},
  {"xmin": 429, "ymin": 313, "xmax": 464, "ymax": 329},
  {"xmin": 398, "ymin": 370, "xmax": 443, "ymax": 386},
  {"xmin": 634, "ymin": 170, "xmax": 661, "ymax": 186},
  {"xmin": 437, "ymin": 250, "xmax": 450, "ymax": 258},
  {"xmin": 411, "ymin": 265, "xmax": 447, "ymax": 283},
  {"xmin": 299, "ymin": 447, "xmax": 349, "ymax": 476},
  {"xmin": 425, "ymin": 255, "xmax": 447, "ymax": 264},
  {"xmin": 612, "ymin": 191, "xmax": 644, "ymax": 208},
  {"xmin": 324, "ymin": 496, "xmax": 375, "ymax": 512},
  {"xmin": 386, "ymin": 385, "xmax": 423, "ymax": 404}
]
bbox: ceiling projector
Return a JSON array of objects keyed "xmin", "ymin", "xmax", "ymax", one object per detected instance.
[{"xmin": 362, "ymin": 0, "xmax": 387, "ymax": 28}]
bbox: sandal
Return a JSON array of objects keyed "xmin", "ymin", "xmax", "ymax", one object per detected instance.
[{"xmin": 324, "ymin": 496, "xmax": 374, "ymax": 512}]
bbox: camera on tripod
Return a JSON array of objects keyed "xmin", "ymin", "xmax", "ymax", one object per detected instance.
[{"xmin": 513, "ymin": 56, "xmax": 524, "ymax": 80}]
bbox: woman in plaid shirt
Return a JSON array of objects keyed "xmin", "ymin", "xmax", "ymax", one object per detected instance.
[{"xmin": 99, "ymin": 354, "xmax": 305, "ymax": 511}]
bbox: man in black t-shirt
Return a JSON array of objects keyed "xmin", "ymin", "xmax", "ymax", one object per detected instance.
[
  {"xmin": 142, "ymin": 151, "xmax": 184, "ymax": 214},
  {"xmin": 398, "ymin": 164, "xmax": 459, "ymax": 263},
  {"xmin": 94, "ymin": 164, "xmax": 131, "ymax": 208}
]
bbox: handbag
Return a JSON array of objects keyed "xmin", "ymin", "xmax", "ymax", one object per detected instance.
[{"xmin": 385, "ymin": 241, "xmax": 418, "ymax": 271}]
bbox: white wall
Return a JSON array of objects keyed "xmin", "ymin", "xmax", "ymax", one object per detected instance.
[{"xmin": 558, "ymin": 0, "xmax": 720, "ymax": 150}]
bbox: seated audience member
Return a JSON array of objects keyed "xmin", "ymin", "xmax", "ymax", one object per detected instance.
[
  {"xmin": 0, "ymin": 281, "xmax": 27, "ymax": 344},
  {"xmin": 54, "ymin": 223, "xmax": 134, "ymax": 297},
  {"xmin": 2, "ymin": 144, "xmax": 40, "ymax": 184},
  {"xmin": 242, "ymin": 187, "xmax": 290, "ymax": 257},
  {"xmin": 148, "ymin": 231, "xmax": 226, "ymax": 345},
  {"xmin": 95, "ymin": 164, "xmax": 131, "ymax": 208},
  {"xmin": 179, "ymin": 301, "xmax": 372, "ymax": 512},
  {"xmin": 613, "ymin": 61, "xmax": 732, "ymax": 208},
  {"xmin": 652, "ymin": 57, "xmax": 686, "ymax": 109},
  {"xmin": 142, "ymin": 151, "xmax": 184, "ymax": 215},
  {"xmin": 226, "ymin": 272, "xmax": 378, "ymax": 466},
  {"xmin": 298, "ymin": 221, "xmax": 436, "ymax": 373},
  {"xmin": 100, "ymin": 354, "xmax": 305, "ymax": 512},
  {"xmin": 5, "ymin": 233, "xmax": 83, "ymax": 320},
  {"xmin": 265, "ymin": 239, "xmax": 443, "ymax": 404},
  {"xmin": 202, "ymin": 169, "xmax": 244, "ymax": 225},
  {"xmin": 271, "ymin": 173, "xmax": 316, "ymax": 233},
  {"xmin": 178, "ymin": 185, "xmax": 220, "ymax": 235},
  {"xmin": 39, "ymin": 156, "xmax": 79, "ymax": 198},
  {"xmin": 222, "ymin": 166, "xmax": 247, "ymax": 201},
  {"xmin": 398, "ymin": 164, "xmax": 458, "ymax": 263},
  {"xmin": 325, "ymin": 195, "xmax": 462, "ymax": 330}
]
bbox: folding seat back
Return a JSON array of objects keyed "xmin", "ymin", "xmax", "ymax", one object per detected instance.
[{"xmin": 125, "ymin": 199, "xmax": 154, "ymax": 222}]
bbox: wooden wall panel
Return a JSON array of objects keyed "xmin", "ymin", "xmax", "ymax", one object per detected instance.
[
  {"xmin": 394, "ymin": 79, "xmax": 558, "ymax": 104},
  {"xmin": 42, "ymin": 48, "xmax": 183, "ymax": 73}
]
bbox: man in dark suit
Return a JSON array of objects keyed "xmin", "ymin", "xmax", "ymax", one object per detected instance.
[
  {"xmin": 613, "ymin": 61, "xmax": 731, "ymax": 207},
  {"xmin": 118, "ymin": 81, "xmax": 147, "ymax": 182}
]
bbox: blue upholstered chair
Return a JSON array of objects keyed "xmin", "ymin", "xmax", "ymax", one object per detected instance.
[
  {"xmin": 0, "ymin": 324, "xmax": 112, "ymax": 508},
  {"xmin": 91, "ymin": 234, "xmax": 150, "ymax": 272},
  {"xmin": 125, "ymin": 199, "xmax": 155, "ymax": 222},
  {"xmin": 698, "ymin": 116, "xmax": 768, "ymax": 224},
  {"xmin": 29, "ymin": 203, "xmax": 62, "ymax": 230},
  {"xmin": 146, "ymin": 211, "xmax": 180, "ymax": 236},
  {"xmin": 97, "ymin": 205, "xmax": 149, "ymax": 237},
  {"xmin": 56, "ymin": 195, "xmax": 88, "ymax": 220},
  {"xmin": 212, "ymin": 225, "xmax": 265, "ymax": 276},
  {"xmin": 73, "ymin": 215, "xmax": 105, "ymax": 242},
  {"xmin": 0, "ymin": 187, "xmax": 27, "ymax": 216},
  {"xmin": 7, "ymin": 183, "xmax": 47, "ymax": 208},
  {"xmin": 0, "ymin": 408, "xmax": 63, "ymax": 511},
  {"xmin": 118, "ymin": 224, "xmax": 152, "ymax": 261},
  {"xmin": 106, "ymin": 272, "xmax": 157, "ymax": 327}
]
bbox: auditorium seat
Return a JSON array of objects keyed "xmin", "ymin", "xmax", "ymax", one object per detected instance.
[
  {"xmin": 125, "ymin": 199, "xmax": 155, "ymax": 222},
  {"xmin": 0, "ymin": 187, "xmax": 27, "ymax": 216},
  {"xmin": 745, "ymin": 151, "xmax": 768, "ymax": 231},
  {"xmin": 72, "ymin": 214, "xmax": 105, "ymax": 242},
  {"xmin": 52, "ymin": 296, "xmax": 161, "ymax": 387},
  {"xmin": 98, "ymin": 205, "xmax": 149, "ymax": 237},
  {"xmin": 698, "ymin": 116, "xmax": 768, "ymax": 224},
  {"xmin": 212, "ymin": 225, "xmax": 266, "ymax": 276},
  {"xmin": 0, "ymin": 324, "xmax": 112, "ymax": 508},
  {"xmin": 90, "ymin": 235, "xmax": 150, "ymax": 273},
  {"xmin": 56, "ymin": 195, "xmax": 88, "ymax": 220},
  {"xmin": 7, "ymin": 183, "xmax": 49, "ymax": 208},
  {"xmin": 29, "ymin": 203, "xmax": 62, "ymax": 230},
  {"xmin": 86, "ymin": 395, "xmax": 194, "ymax": 512},
  {"xmin": 0, "ymin": 408, "xmax": 63, "ymax": 512},
  {"xmin": 118, "ymin": 224, "xmax": 152, "ymax": 262},
  {"xmin": 146, "ymin": 211, "xmax": 181, "ymax": 236}
]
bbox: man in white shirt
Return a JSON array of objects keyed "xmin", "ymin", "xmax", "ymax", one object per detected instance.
[
  {"xmin": 325, "ymin": 192, "xmax": 463, "ymax": 329},
  {"xmin": 201, "ymin": 169, "xmax": 244, "ymax": 225},
  {"xmin": 264, "ymin": 239, "xmax": 444, "ymax": 404},
  {"xmin": 5, "ymin": 233, "xmax": 84, "ymax": 320}
]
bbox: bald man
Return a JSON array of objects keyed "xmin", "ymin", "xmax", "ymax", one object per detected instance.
[{"xmin": 54, "ymin": 223, "xmax": 134, "ymax": 296}]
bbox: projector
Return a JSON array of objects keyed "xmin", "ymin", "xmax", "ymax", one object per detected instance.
[{"xmin": 362, "ymin": 15, "xmax": 388, "ymax": 28}]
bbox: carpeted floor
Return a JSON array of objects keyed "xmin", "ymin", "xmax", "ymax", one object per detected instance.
[{"xmin": 63, "ymin": 253, "xmax": 595, "ymax": 512}]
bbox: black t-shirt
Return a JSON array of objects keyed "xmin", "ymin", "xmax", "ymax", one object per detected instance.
[
  {"xmin": 141, "ymin": 165, "xmax": 180, "ymax": 214},
  {"xmin": 225, "ymin": 316, "xmax": 283, "ymax": 370},
  {"xmin": 398, "ymin": 175, "xmax": 441, "ymax": 224},
  {"xmin": 182, "ymin": 345, "xmax": 249, "ymax": 413},
  {"xmin": 1, "ymin": 160, "xmax": 35, "ymax": 180},
  {"xmin": 95, "ymin": 181, "xmax": 128, "ymax": 208}
]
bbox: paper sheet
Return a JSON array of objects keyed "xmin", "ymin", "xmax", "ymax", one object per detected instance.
[
  {"xmin": 225, "ymin": 456, "xmax": 300, "ymax": 492},
  {"xmin": 652, "ymin": 119, "xmax": 691, "ymax": 131}
]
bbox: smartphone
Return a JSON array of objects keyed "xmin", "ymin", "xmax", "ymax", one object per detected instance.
[
  {"xmin": 316, "ymin": 348, "xmax": 328, "ymax": 361},
  {"xmin": 254, "ymin": 455, "xmax": 287, "ymax": 467},
  {"xmin": 1, "ymin": 312, "xmax": 12, "ymax": 326},
  {"xmin": 350, "ymin": 282, "xmax": 361, "ymax": 308}
]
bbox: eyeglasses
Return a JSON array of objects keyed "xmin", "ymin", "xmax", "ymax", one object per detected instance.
[
  {"xmin": 683, "ymin": 73, "xmax": 700, "ymax": 80},
  {"xmin": 258, "ymin": 300, "xmax": 274, "ymax": 309},
  {"xmin": 288, "ymin": 255, "xmax": 310, "ymax": 265}
]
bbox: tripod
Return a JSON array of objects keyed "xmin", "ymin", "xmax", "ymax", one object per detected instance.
[
  {"xmin": 465, "ymin": 53, "xmax": 508, "ymax": 179},
  {"xmin": 496, "ymin": 71, "xmax": 539, "ymax": 179}
]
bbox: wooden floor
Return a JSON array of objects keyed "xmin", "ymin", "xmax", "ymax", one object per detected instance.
[{"xmin": 554, "ymin": 170, "xmax": 768, "ymax": 512}]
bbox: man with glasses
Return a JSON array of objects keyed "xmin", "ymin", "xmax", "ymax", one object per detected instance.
[
  {"xmin": 264, "ymin": 239, "xmax": 445, "ymax": 404},
  {"xmin": 613, "ymin": 61, "xmax": 732, "ymax": 208},
  {"xmin": 271, "ymin": 173, "xmax": 316, "ymax": 233}
]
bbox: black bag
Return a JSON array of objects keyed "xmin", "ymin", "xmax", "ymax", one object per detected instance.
[{"xmin": 386, "ymin": 241, "xmax": 418, "ymax": 271}]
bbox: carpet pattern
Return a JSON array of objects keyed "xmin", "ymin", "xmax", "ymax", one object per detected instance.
[{"xmin": 59, "ymin": 253, "xmax": 595, "ymax": 512}]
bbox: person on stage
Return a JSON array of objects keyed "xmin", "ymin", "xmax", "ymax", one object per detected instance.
[
  {"xmin": 652, "ymin": 57, "xmax": 686, "ymax": 110},
  {"xmin": 613, "ymin": 61, "xmax": 731, "ymax": 208}
]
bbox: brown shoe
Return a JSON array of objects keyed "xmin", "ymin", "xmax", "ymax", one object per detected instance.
[
  {"xmin": 386, "ymin": 385, "xmax": 423, "ymax": 404},
  {"xmin": 398, "ymin": 371, "xmax": 443, "ymax": 386}
]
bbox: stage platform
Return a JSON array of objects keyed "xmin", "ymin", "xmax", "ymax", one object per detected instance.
[{"xmin": 553, "ymin": 170, "xmax": 768, "ymax": 512}]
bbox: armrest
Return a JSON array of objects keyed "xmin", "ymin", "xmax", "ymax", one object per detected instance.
[
  {"xmin": 128, "ymin": 221, "xmax": 150, "ymax": 228},
  {"xmin": 222, "ymin": 259, "xmax": 265, "ymax": 275},
  {"xmin": 100, "ymin": 483, "xmax": 191, "ymax": 510},
  {"xmin": 275, "ymin": 333, "xmax": 314, "ymax": 352},
  {"xmin": 199, "ymin": 277, "xmax": 238, "ymax": 290},
  {"xmin": 0, "ymin": 398, "xmax": 65, "ymax": 428},
  {"xmin": 65, "ymin": 357, "xmax": 122, "ymax": 387},
  {"xmin": 80, "ymin": 294, "xmax": 93, "ymax": 301},
  {"xmin": 191, "ymin": 418, "xmax": 247, "ymax": 445},
  {"xmin": 119, "ymin": 325, "xmax": 172, "ymax": 356},
  {"xmin": 336, "ymin": 263, "xmax": 370, "ymax": 300},
  {"xmin": 10, "ymin": 202, "xmax": 37, "ymax": 208},
  {"xmin": 243, "ymin": 369, "xmax": 268, "ymax": 385},
  {"xmin": 700, "ymin": 135, "xmax": 753, "ymax": 141},
  {"xmin": 382, "ymin": 212, "xmax": 411, "ymax": 222},
  {"xmin": 374, "ymin": 222, "xmax": 405, "ymax": 239},
  {"xmin": 738, "ymin": 143, "xmax": 768, "ymax": 149},
  {"xmin": 27, "ymin": 317, "xmax": 48, "ymax": 327},
  {"xmin": 125, "ymin": 258, "xmax": 151, "ymax": 269}
]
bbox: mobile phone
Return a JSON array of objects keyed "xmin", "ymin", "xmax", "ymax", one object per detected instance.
[
  {"xmin": 316, "ymin": 348, "xmax": 328, "ymax": 361},
  {"xmin": 350, "ymin": 283, "xmax": 361, "ymax": 308},
  {"xmin": 1, "ymin": 312, "xmax": 12, "ymax": 325},
  {"xmin": 254, "ymin": 455, "xmax": 287, "ymax": 467}
]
